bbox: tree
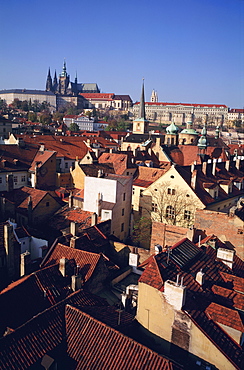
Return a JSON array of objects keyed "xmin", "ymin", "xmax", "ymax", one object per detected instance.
[
  {"xmin": 131, "ymin": 216, "xmax": 152, "ymax": 247},
  {"xmin": 69, "ymin": 122, "xmax": 79, "ymax": 132},
  {"xmin": 141, "ymin": 181, "xmax": 196, "ymax": 227},
  {"xmin": 28, "ymin": 111, "xmax": 37, "ymax": 122},
  {"xmin": 39, "ymin": 111, "xmax": 52, "ymax": 125}
]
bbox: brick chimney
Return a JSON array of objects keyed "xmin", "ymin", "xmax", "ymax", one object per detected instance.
[
  {"xmin": 236, "ymin": 158, "xmax": 240, "ymax": 170},
  {"xmin": 71, "ymin": 274, "xmax": 83, "ymax": 291},
  {"xmin": 191, "ymin": 169, "xmax": 197, "ymax": 189},
  {"xmin": 202, "ymin": 161, "xmax": 207, "ymax": 176},
  {"xmin": 69, "ymin": 193, "xmax": 74, "ymax": 208},
  {"xmin": 196, "ymin": 269, "xmax": 205, "ymax": 286},
  {"xmin": 28, "ymin": 196, "xmax": 33, "ymax": 225},
  {"xmin": 225, "ymin": 160, "xmax": 230, "ymax": 172},
  {"xmin": 20, "ymin": 251, "xmax": 31, "ymax": 277},
  {"xmin": 59, "ymin": 257, "xmax": 68, "ymax": 277},
  {"xmin": 91, "ymin": 212, "xmax": 97, "ymax": 226},
  {"xmin": 70, "ymin": 236, "xmax": 79, "ymax": 249},
  {"xmin": 212, "ymin": 159, "xmax": 217, "ymax": 176},
  {"xmin": 163, "ymin": 277, "xmax": 186, "ymax": 311},
  {"xmin": 70, "ymin": 221, "xmax": 79, "ymax": 236}
]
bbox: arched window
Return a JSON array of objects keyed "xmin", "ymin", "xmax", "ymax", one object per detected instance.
[{"xmin": 165, "ymin": 205, "xmax": 175, "ymax": 219}]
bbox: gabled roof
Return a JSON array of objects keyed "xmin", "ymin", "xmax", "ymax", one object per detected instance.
[
  {"xmin": 205, "ymin": 302, "xmax": 244, "ymax": 333},
  {"xmin": 0, "ymin": 143, "xmax": 39, "ymax": 171},
  {"xmin": 29, "ymin": 149, "xmax": 56, "ymax": 171},
  {"xmin": 3, "ymin": 186, "xmax": 51, "ymax": 209},
  {"xmin": 15, "ymin": 135, "xmax": 90, "ymax": 160},
  {"xmin": 139, "ymin": 238, "xmax": 244, "ymax": 370},
  {"xmin": 42, "ymin": 243, "xmax": 101, "ymax": 282},
  {"xmin": 98, "ymin": 152, "xmax": 136, "ymax": 175},
  {"xmin": 65, "ymin": 305, "xmax": 182, "ymax": 370},
  {"xmin": 0, "ymin": 290, "xmax": 108, "ymax": 369}
]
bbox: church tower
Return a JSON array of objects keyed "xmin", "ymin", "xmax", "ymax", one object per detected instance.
[
  {"xmin": 133, "ymin": 79, "xmax": 149, "ymax": 134},
  {"xmin": 46, "ymin": 68, "xmax": 53, "ymax": 91},
  {"xmin": 59, "ymin": 60, "xmax": 70, "ymax": 95},
  {"xmin": 52, "ymin": 70, "xmax": 58, "ymax": 93},
  {"xmin": 151, "ymin": 89, "xmax": 158, "ymax": 103}
]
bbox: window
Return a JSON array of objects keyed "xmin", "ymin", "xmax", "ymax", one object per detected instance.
[
  {"xmin": 46, "ymin": 202, "xmax": 49, "ymax": 207},
  {"xmin": 167, "ymin": 188, "xmax": 175, "ymax": 195},
  {"xmin": 132, "ymin": 188, "xmax": 135, "ymax": 195},
  {"xmin": 152, "ymin": 202, "xmax": 158, "ymax": 212},
  {"xmin": 165, "ymin": 205, "xmax": 175, "ymax": 219},
  {"xmin": 21, "ymin": 175, "xmax": 26, "ymax": 182},
  {"xmin": 65, "ymin": 162, "xmax": 68, "ymax": 168},
  {"xmin": 121, "ymin": 223, "xmax": 124, "ymax": 232},
  {"xmin": 140, "ymin": 189, "xmax": 143, "ymax": 197},
  {"xmin": 122, "ymin": 208, "xmax": 124, "ymax": 216},
  {"xmin": 13, "ymin": 176, "xmax": 18, "ymax": 184},
  {"xmin": 184, "ymin": 210, "xmax": 191, "ymax": 220},
  {"xmin": 123, "ymin": 193, "xmax": 126, "ymax": 201},
  {"xmin": 0, "ymin": 177, "xmax": 2, "ymax": 184}
]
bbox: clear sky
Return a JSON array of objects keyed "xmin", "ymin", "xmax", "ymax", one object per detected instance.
[{"xmin": 1, "ymin": 0, "xmax": 243, "ymax": 108}]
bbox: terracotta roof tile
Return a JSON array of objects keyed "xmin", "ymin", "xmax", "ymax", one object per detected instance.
[
  {"xmin": 65, "ymin": 305, "xmax": 182, "ymax": 370},
  {"xmin": 205, "ymin": 302, "xmax": 244, "ymax": 332}
]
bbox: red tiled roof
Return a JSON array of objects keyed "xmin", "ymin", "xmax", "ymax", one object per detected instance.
[
  {"xmin": 211, "ymin": 284, "xmax": 244, "ymax": 311},
  {"xmin": 134, "ymin": 101, "xmax": 228, "ymax": 108},
  {"xmin": 65, "ymin": 305, "xmax": 182, "ymax": 370},
  {"xmin": 0, "ymin": 290, "xmax": 108, "ymax": 369},
  {"xmin": 29, "ymin": 150, "xmax": 56, "ymax": 171},
  {"xmin": 220, "ymin": 272, "xmax": 244, "ymax": 293},
  {"xmin": 43, "ymin": 243, "xmax": 101, "ymax": 282},
  {"xmin": 15, "ymin": 135, "xmax": 90, "ymax": 160},
  {"xmin": 205, "ymin": 302, "xmax": 244, "ymax": 332},
  {"xmin": 3, "ymin": 186, "xmax": 52, "ymax": 211},
  {"xmin": 98, "ymin": 152, "xmax": 136, "ymax": 175}
]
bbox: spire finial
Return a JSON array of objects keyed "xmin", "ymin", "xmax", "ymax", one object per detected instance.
[{"xmin": 138, "ymin": 78, "xmax": 146, "ymax": 119}]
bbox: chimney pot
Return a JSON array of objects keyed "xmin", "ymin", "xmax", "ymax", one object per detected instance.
[{"xmin": 59, "ymin": 257, "xmax": 68, "ymax": 277}]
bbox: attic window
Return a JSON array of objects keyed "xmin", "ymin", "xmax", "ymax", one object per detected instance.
[
  {"xmin": 152, "ymin": 171, "xmax": 158, "ymax": 177},
  {"xmin": 170, "ymin": 175, "xmax": 174, "ymax": 179},
  {"xmin": 237, "ymin": 229, "xmax": 243, "ymax": 234}
]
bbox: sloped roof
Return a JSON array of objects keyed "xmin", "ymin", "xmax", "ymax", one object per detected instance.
[
  {"xmin": 205, "ymin": 302, "xmax": 244, "ymax": 332},
  {"xmin": 79, "ymin": 162, "xmax": 115, "ymax": 177},
  {"xmin": 98, "ymin": 152, "xmax": 136, "ymax": 175},
  {"xmin": 3, "ymin": 186, "xmax": 51, "ymax": 209},
  {"xmin": 15, "ymin": 135, "xmax": 90, "ymax": 160},
  {"xmin": 65, "ymin": 305, "xmax": 182, "ymax": 370},
  {"xmin": 0, "ymin": 290, "xmax": 108, "ymax": 369},
  {"xmin": 29, "ymin": 149, "xmax": 56, "ymax": 171},
  {"xmin": 43, "ymin": 243, "xmax": 104, "ymax": 282},
  {"xmin": 139, "ymin": 239, "xmax": 244, "ymax": 370},
  {"xmin": 0, "ymin": 143, "xmax": 39, "ymax": 171}
]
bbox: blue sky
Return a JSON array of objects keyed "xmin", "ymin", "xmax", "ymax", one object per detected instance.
[{"xmin": 1, "ymin": 0, "xmax": 243, "ymax": 108}]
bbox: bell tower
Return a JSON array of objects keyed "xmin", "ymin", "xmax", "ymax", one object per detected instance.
[
  {"xmin": 133, "ymin": 79, "xmax": 149, "ymax": 134},
  {"xmin": 59, "ymin": 60, "xmax": 70, "ymax": 95}
]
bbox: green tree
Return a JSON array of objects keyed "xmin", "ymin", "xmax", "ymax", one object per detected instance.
[
  {"xmin": 53, "ymin": 111, "xmax": 64, "ymax": 124},
  {"xmin": 69, "ymin": 122, "xmax": 79, "ymax": 132},
  {"xmin": 20, "ymin": 100, "xmax": 29, "ymax": 111},
  {"xmin": 131, "ymin": 217, "xmax": 152, "ymax": 247},
  {"xmin": 39, "ymin": 111, "xmax": 52, "ymax": 125},
  {"xmin": 28, "ymin": 111, "xmax": 37, "ymax": 122}
]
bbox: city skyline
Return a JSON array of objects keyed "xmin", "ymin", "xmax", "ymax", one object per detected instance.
[{"xmin": 1, "ymin": 0, "xmax": 243, "ymax": 108}]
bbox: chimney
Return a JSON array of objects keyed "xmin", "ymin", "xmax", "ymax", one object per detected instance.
[
  {"xmin": 236, "ymin": 158, "xmax": 240, "ymax": 170},
  {"xmin": 202, "ymin": 161, "xmax": 207, "ymax": 176},
  {"xmin": 97, "ymin": 169, "xmax": 103, "ymax": 178},
  {"xmin": 109, "ymin": 148, "xmax": 113, "ymax": 153},
  {"xmin": 154, "ymin": 244, "xmax": 162, "ymax": 254},
  {"xmin": 6, "ymin": 174, "xmax": 14, "ymax": 192},
  {"xmin": 191, "ymin": 169, "xmax": 197, "ymax": 189},
  {"xmin": 70, "ymin": 236, "xmax": 79, "ymax": 249},
  {"xmin": 4, "ymin": 223, "xmax": 18, "ymax": 280},
  {"xmin": 191, "ymin": 161, "xmax": 197, "ymax": 173},
  {"xmin": 69, "ymin": 193, "xmax": 74, "ymax": 208},
  {"xmin": 59, "ymin": 257, "xmax": 68, "ymax": 277},
  {"xmin": 212, "ymin": 159, "xmax": 217, "ymax": 176},
  {"xmin": 217, "ymin": 248, "xmax": 235, "ymax": 269},
  {"xmin": 20, "ymin": 251, "xmax": 31, "ymax": 277},
  {"xmin": 91, "ymin": 212, "xmax": 98, "ymax": 226},
  {"xmin": 28, "ymin": 196, "xmax": 33, "ymax": 225},
  {"xmin": 225, "ymin": 160, "xmax": 230, "ymax": 172},
  {"xmin": 39, "ymin": 144, "xmax": 45, "ymax": 153},
  {"xmin": 163, "ymin": 278, "xmax": 186, "ymax": 311},
  {"xmin": 70, "ymin": 221, "xmax": 79, "ymax": 236},
  {"xmin": 71, "ymin": 274, "xmax": 83, "ymax": 291},
  {"xmin": 196, "ymin": 269, "xmax": 205, "ymax": 286}
]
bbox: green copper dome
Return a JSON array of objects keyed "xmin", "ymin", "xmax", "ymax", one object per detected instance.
[{"xmin": 166, "ymin": 121, "xmax": 179, "ymax": 135}]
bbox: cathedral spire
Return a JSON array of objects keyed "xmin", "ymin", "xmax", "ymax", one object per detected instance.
[
  {"xmin": 61, "ymin": 59, "xmax": 67, "ymax": 77},
  {"xmin": 138, "ymin": 79, "xmax": 146, "ymax": 119},
  {"xmin": 46, "ymin": 67, "xmax": 52, "ymax": 91}
]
